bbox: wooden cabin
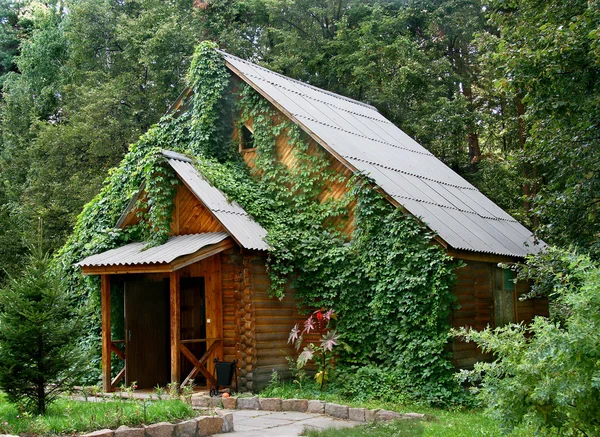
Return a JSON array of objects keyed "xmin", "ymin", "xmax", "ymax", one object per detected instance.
[{"xmin": 77, "ymin": 49, "xmax": 547, "ymax": 393}]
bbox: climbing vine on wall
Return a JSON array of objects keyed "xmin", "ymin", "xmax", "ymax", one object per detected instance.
[
  {"xmin": 58, "ymin": 42, "xmax": 461, "ymax": 403},
  {"xmin": 229, "ymin": 84, "xmax": 462, "ymax": 403}
]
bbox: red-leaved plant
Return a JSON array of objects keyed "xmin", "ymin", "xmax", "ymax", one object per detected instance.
[{"xmin": 288, "ymin": 309, "xmax": 341, "ymax": 389}]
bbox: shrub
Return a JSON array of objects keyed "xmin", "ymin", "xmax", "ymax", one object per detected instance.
[
  {"xmin": 333, "ymin": 364, "xmax": 469, "ymax": 407},
  {"xmin": 0, "ymin": 248, "xmax": 89, "ymax": 414},
  {"xmin": 288, "ymin": 309, "xmax": 342, "ymax": 390},
  {"xmin": 457, "ymin": 249, "xmax": 600, "ymax": 435}
]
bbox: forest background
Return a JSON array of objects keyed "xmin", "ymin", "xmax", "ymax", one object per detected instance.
[{"xmin": 0, "ymin": 0, "xmax": 598, "ymax": 277}]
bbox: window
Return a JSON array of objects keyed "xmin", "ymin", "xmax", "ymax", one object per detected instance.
[
  {"xmin": 240, "ymin": 125, "xmax": 255, "ymax": 151},
  {"xmin": 493, "ymin": 268, "xmax": 515, "ymax": 327}
]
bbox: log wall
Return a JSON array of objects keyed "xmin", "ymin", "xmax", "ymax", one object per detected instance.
[
  {"xmin": 220, "ymin": 248, "xmax": 303, "ymax": 392},
  {"xmin": 234, "ymin": 111, "xmax": 355, "ymax": 237},
  {"xmin": 221, "ymin": 248, "xmax": 259, "ymax": 392}
]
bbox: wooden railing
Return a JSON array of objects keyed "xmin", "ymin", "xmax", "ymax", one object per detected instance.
[
  {"xmin": 110, "ymin": 340, "xmax": 126, "ymax": 391},
  {"xmin": 179, "ymin": 338, "xmax": 222, "ymax": 388}
]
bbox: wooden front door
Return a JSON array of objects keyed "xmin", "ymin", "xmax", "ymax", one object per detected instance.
[
  {"xmin": 180, "ymin": 277, "xmax": 207, "ymax": 383},
  {"xmin": 125, "ymin": 280, "xmax": 170, "ymax": 389}
]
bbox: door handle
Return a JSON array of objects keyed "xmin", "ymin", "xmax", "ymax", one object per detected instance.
[{"xmin": 128, "ymin": 329, "xmax": 132, "ymax": 342}]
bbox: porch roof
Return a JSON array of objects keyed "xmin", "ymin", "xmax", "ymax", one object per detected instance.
[{"xmin": 77, "ymin": 232, "xmax": 234, "ymax": 274}]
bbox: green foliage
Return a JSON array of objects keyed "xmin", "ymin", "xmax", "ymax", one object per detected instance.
[
  {"xmin": 188, "ymin": 42, "xmax": 236, "ymax": 161},
  {"xmin": 456, "ymin": 249, "xmax": 600, "ymax": 435},
  {"xmin": 0, "ymin": 248, "xmax": 90, "ymax": 415},
  {"xmin": 196, "ymin": 0, "xmax": 533, "ymax": 232},
  {"xmin": 513, "ymin": 247, "xmax": 590, "ymax": 325},
  {"xmin": 0, "ymin": 393, "xmax": 194, "ymax": 435},
  {"xmin": 0, "ymin": 0, "xmax": 202, "ymax": 278},
  {"xmin": 198, "ymin": 1, "xmax": 483, "ymax": 171},
  {"xmin": 482, "ymin": 0, "xmax": 600, "ymax": 256}
]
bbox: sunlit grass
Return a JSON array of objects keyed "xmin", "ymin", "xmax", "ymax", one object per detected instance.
[{"xmin": 0, "ymin": 392, "xmax": 195, "ymax": 436}]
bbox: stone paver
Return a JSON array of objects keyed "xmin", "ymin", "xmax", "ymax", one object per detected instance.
[{"xmin": 211, "ymin": 409, "xmax": 361, "ymax": 437}]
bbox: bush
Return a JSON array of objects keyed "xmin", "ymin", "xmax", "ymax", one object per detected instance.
[
  {"xmin": 0, "ymin": 248, "xmax": 89, "ymax": 415},
  {"xmin": 457, "ymin": 249, "xmax": 600, "ymax": 435},
  {"xmin": 332, "ymin": 364, "xmax": 471, "ymax": 407}
]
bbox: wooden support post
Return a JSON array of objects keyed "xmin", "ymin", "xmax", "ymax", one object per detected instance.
[
  {"xmin": 170, "ymin": 271, "xmax": 181, "ymax": 385},
  {"xmin": 205, "ymin": 255, "xmax": 223, "ymax": 377},
  {"xmin": 101, "ymin": 275, "xmax": 112, "ymax": 393}
]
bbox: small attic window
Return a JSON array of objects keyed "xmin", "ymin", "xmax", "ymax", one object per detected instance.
[{"xmin": 240, "ymin": 125, "xmax": 255, "ymax": 151}]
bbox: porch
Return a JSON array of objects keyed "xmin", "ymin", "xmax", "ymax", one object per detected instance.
[{"xmin": 78, "ymin": 233, "xmax": 235, "ymax": 392}]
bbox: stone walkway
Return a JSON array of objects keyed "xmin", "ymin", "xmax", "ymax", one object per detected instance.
[{"xmin": 217, "ymin": 409, "xmax": 361, "ymax": 437}]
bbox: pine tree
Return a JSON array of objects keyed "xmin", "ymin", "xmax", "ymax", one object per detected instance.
[{"xmin": 0, "ymin": 248, "xmax": 88, "ymax": 415}]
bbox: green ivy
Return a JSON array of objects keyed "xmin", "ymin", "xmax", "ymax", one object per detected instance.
[{"xmin": 57, "ymin": 42, "xmax": 462, "ymax": 403}]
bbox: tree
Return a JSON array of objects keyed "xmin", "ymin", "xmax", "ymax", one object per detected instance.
[
  {"xmin": 0, "ymin": 0, "xmax": 202, "ymax": 278},
  {"xmin": 0, "ymin": 248, "xmax": 89, "ymax": 415},
  {"xmin": 481, "ymin": 0, "xmax": 600, "ymax": 256}
]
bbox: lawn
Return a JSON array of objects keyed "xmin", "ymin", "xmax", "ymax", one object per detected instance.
[
  {"xmin": 0, "ymin": 392, "xmax": 196, "ymax": 436},
  {"xmin": 301, "ymin": 410, "xmax": 504, "ymax": 437}
]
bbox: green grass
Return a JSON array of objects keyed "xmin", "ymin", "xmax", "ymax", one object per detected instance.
[
  {"xmin": 301, "ymin": 415, "xmax": 499, "ymax": 437},
  {"xmin": 299, "ymin": 406, "xmax": 503, "ymax": 437},
  {"xmin": 0, "ymin": 393, "xmax": 196, "ymax": 436},
  {"xmin": 261, "ymin": 382, "xmax": 504, "ymax": 437}
]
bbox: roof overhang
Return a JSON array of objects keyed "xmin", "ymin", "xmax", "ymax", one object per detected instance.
[{"xmin": 77, "ymin": 233, "xmax": 235, "ymax": 275}]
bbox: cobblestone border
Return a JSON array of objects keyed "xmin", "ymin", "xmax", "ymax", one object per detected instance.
[
  {"xmin": 191, "ymin": 395, "xmax": 425, "ymax": 423},
  {"xmin": 76, "ymin": 409, "xmax": 233, "ymax": 437}
]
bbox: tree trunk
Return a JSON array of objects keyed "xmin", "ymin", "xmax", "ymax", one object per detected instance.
[
  {"xmin": 462, "ymin": 84, "xmax": 481, "ymax": 168},
  {"xmin": 517, "ymin": 95, "xmax": 538, "ymax": 228}
]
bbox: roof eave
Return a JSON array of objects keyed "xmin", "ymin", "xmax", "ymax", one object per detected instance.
[{"xmin": 79, "ymin": 237, "xmax": 236, "ymax": 275}]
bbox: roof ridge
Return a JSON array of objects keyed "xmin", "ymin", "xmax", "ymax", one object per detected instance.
[
  {"xmin": 218, "ymin": 49, "xmax": 378, "ymax": 111},
  {"xmin": 161, "ymin": 149, "xmax": 193, "ymax": 162}
]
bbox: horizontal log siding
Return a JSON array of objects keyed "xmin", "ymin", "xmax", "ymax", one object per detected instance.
[
  {"xmin": 515, "ymin": 279, "xmax": 549, "ymax": 323},
  {"xmin": 251, "ymin": 256, "xmax": 302, "ymax": 391}
]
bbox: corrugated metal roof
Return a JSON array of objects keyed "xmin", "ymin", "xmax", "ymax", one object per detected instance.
[
  {"xmin": 221, "ymin": 50, "xmax": 545, "ymax": 258},
  {"xmin": 166, "ymin": 153, "xmax": 268, "ymax": 251},
  {"xmin": 78, "ymin": 232, "xmax": 230, "ymax": 267}
]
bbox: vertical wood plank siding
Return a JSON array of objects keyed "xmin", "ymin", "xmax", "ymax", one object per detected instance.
[
  {"xmin": 451, "ymin": 260, "xmax": 549, "ymax": 368},
  {"xmin": 171, "ymin": 184, "xmax": 227, "ymax": 234}
]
